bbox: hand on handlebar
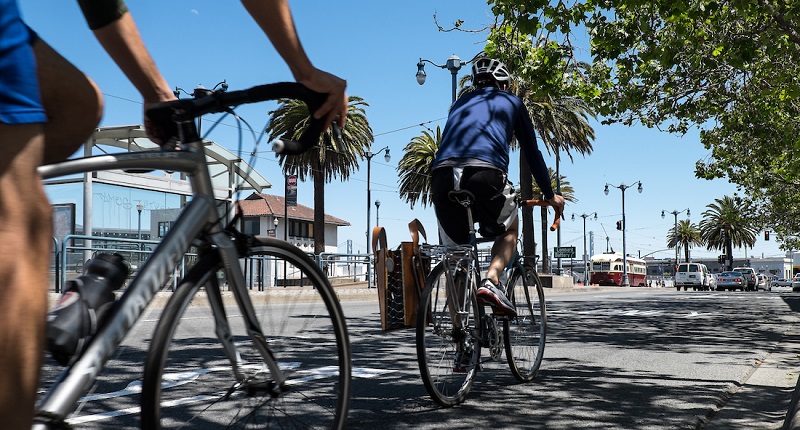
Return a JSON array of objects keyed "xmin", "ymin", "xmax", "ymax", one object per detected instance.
[
  {"xmin": 296, "ymin": 68, "xmax": 348, "ymax": 130},
  {"xmin": 520, "ymin": 194, "xmax": 565, "ymax": 231},
  {"xmin": 143, "ymin": 98, "xmax": 177, "ymax": 147},
  {"xmin": 548, "ymin": 194, "xmax": 566, "ymax": 231},
  {"xmin": 548, "ymin": 194, "xmax": 565, "ymax": 216},
  {"xmin": 146, "ymin": 82, "xmax": 336, "ymax": 155}
]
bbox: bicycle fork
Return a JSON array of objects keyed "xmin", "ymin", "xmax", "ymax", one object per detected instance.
[{"xmin": 207, "ymin": 232, "xmax": 287, "ymax": 395}]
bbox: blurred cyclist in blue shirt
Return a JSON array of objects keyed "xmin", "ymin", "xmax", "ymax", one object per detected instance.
[{"xmin": 431, "ymin": 57, "xmax": 564, "ymax": 316}]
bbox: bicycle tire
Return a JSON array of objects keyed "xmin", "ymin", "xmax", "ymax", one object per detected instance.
[
  {"xmin": 141, "ymin": 236, "xmax": 351, "ymax": 429},
  {"xmin": 503, "ymin": 262, "xmax": 546, "ymax": 382},
  {"xmin": 416, "ymin": 261, "xmax": 481, "ymax": 407}
]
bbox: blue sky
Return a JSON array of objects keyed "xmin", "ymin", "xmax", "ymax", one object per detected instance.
[{"xmin": 20, "ymin": 0, "xmax": 785, "ymax": 262}]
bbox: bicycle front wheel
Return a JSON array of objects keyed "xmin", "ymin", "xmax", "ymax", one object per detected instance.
[
  {"xmin": 416, "ymin": 261, "xmax": 481, "ymax": 407},
  {"xmin": 141, "ymin": 237, "xmax": 351, "ymax": 429},
  {"xmin": 504, "ymin": 263, "xmax": 546, "ymax": 382}
]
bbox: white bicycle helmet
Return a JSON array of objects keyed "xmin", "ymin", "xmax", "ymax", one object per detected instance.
[{"xmin": 471, "ymin": 58, "xmax": 511, "ymax": 86}]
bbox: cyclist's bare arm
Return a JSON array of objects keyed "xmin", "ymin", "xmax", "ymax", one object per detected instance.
[
  {"xmin": 91, "ymin": 13, "xmax": 173, "ymax": 105},
  {"xmin": 241, "ymin": 0, "xmax": 347, "ymax": 129},
  {"xmin": 89, "ymin": 12, "xmax": 175, "ymax": 145}
]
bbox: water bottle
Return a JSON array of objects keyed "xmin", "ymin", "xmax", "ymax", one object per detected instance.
[{"xmin": 46, "ymin": 253, "xmax": 129, "ymax": 366}]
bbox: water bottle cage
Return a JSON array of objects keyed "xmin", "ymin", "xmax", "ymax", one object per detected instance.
[{"xmin": 46, "ymin": 276, "xmax": 117, "ymax": 366}]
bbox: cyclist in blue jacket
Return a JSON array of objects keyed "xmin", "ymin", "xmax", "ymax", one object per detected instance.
[
  {"xmin": 431, "ymin": 57, "xmax": 565, "ymax": 316},
  {"xmin": 0, "ymin": 1, "xmax": 346, "ymax": 427}
]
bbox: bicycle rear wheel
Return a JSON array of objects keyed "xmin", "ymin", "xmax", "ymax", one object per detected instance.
[
  {"xmin": 141, "ymin": 237, "xmax": 351, "ymax": 429},
  {"xmin": 416, "ymin": 261, "xmax": 481, "ymax": 407},
  {"xmin": 503, "ymin": 263, "xmax": 546, "ymax": 382}
]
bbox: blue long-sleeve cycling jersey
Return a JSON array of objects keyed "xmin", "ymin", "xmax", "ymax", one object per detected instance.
[{"xmin": 432, "ymin": 86, "xmax": 555, "ymax": 200}]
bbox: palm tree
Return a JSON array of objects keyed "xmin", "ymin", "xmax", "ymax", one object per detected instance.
[
  {"xmin": 667, "ymin": 219, "xmax": 704, "ymax": 262},
  {"xmin": 397, "ymin": 126, "xmax": 440, "ymax": 209},
  {"xmin": 266, "ymin": 96, "xmax": 373, "ymax": 254},
  {"xmin": 532, "ymin": 168, "xmax": 576, "ymax": 273},
  {"xmin": 699, "ymin": 196, "xmax": 758, "ymax": 270},
  {"xmin": 521, "ymin": 95, "xmax": 595, "ymax": 273}
]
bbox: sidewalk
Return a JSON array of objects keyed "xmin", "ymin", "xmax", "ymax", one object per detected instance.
[{"xmin": 703, "ymin": 319, "xmax": 800, "ymax": 429}]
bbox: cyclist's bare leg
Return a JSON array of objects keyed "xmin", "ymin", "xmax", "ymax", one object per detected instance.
[
  {"xmin": 34, "ymin": 38, "xmax": 104, "ymax": 164},
  {"xmin": 0, "ymin": 124, "xmax": 51, "ymax": 430},
  {"xmin": 0, "ymin": 39, "xmax": 102, "ymax": 429},
  {"xmin": 487, "ymin": 217, "xmax": 519, "ymax": 286}
]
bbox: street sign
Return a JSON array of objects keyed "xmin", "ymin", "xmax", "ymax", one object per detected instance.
[{"xmin": 554, "ymin": 246, "xmax": 576, "ymax": 259}]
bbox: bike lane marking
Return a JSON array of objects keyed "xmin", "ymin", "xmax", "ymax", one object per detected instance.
[{"xmin": 66, "ymin": 365, "xmax": 394, "ymax": 424}]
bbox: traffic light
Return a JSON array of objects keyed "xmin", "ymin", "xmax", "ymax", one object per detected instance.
[
  {"xmin": 718, "ymin": 255, "xmax": 726, "ymax": 264},
  {"xmin": 616, "ymin": 220, "xmax": 622, "ymax": 230},
  {"xmin": 765, "ymin": 230, "xmax": 770, "ymax": 241}
]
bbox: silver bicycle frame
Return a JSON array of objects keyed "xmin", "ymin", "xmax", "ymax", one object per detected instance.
[{"xmin": 34, "ymin": 140, "xmax": 281, "ymax": 427}]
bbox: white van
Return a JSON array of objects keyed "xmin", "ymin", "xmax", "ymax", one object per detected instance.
[{"xmin": 675, "ymin": 262, "xmax": 711, "ymax": 291}]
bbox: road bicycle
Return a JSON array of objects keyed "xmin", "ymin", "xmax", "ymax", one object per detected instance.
[
  {"xmin": 415, "ymin": 190, "xmax": 559, "ymax": 406},
  {"xmin": 34, "ymin": 83, "xmax": 351, "ymax": 429}
]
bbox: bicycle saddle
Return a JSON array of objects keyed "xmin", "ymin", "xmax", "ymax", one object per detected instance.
[{"xmin": 448, "ymin": 190, "xmax": 476, "ymax": 207}]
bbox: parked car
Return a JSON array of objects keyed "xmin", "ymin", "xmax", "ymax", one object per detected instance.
[
  {"xmin": 733, "ymin": 267, "xmax": 758, "ymax": 291},
  {"xmin": 716, "ymin": 271, "xmax": 746, "ymax": 291},
  {"xmin": 674, "ymin": 262, "xmax": 712, "ymax": 291},
  {"xmin": 755, "ymin": 274, "xmax": 768, "ymax": 291},
  {"xmin": 773, "ymin": 278, "xmax": 793, "ymax": 288},
  {"xmin": 772, "ymin": 278, "xmax": 792, "ymax": 292},
  {"xmin": 792, "ymin": 273, "xmax": 800, "ymax": 292},
  {"xmin": 706, "ymin": 271, "xmax": 717, "ymax": 291}
]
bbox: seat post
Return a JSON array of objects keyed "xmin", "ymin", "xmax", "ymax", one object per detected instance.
[{"xmin": 448, "ymin": 190, "xmax": 478, "ymax": 246}]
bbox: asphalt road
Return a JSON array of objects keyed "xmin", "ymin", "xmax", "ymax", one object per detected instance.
[{"xmin": 39, "ymin": 287, "xmax": 800, "ymax": 429}]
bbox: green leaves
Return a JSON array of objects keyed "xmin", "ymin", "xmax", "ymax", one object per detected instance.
[
  {"xmin": 484, "ymin": 0, "xmax": 800, "ymax": 248},
  {"xmin": 396, "ymin": 126, "xmax": 441, "ymax": 209}
]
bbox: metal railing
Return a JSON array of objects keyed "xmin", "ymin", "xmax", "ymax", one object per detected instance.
[
  {"xmin": 55, "ymin": 235, "xmax": 184, "ymax": 293},
  {"xmin": 51, "ymin": 236, "xmax": 379, "ymax": 292}
]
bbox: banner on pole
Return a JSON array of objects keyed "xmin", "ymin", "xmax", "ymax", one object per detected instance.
[{"xmin": 286, "ymin": 174, "xmax": 297, "ymax": 206}]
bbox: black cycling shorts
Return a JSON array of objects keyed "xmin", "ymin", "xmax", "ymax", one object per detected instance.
[{"xmin": 431, "ymin": 166, "xmax": 517, "ymax": 246}]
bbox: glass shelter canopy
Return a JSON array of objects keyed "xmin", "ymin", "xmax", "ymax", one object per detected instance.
[
  {"xmin": 86, "ymin": 124, "xmax": 271, "ymax": 195},
  {"xmin": 42, "ymin": 125, "xmax": 272, "ymax": 242}
]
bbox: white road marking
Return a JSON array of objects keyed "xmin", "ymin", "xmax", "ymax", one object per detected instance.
[{"xmin": 66, "ymin": 365, "xmax": 393, "ymax": 424}]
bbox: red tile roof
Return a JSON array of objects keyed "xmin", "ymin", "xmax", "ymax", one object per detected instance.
[{"xmin": 237, "ymin": 193, "xmax": 350, "ymax": 226}]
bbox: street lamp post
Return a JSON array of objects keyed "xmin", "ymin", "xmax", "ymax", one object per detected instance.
[
  {"xmin": 572, "ymin": 212, "xmax": 597, "ymax": 285},
  {"xmin": 136, "ymin": 201, "xmax": 144, "ymax": 268},
  {"xmin": 604, "ymin": 181, "xmax": 643, "ymax": 287},
  {"xmin": 416, "ymin": 54, "xmax": 465, "ymax": 103},
  {"xmin": 661, "ymin": 208, "xmax": 690, "ymax": 266},
  {"xmin": 274, "ymin": 218, "xmax": 279, "ymax": 287},
  {"xmin": 136, "ymin": 201, "xmax": 143, "ymax": 241},
  {"xmin": 366, "ymin": 147, "xmax": 390, "ymax": 286},
  {"xmin": 375, "ymin": 200, "xmax": 381, "ymax": 227}
]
